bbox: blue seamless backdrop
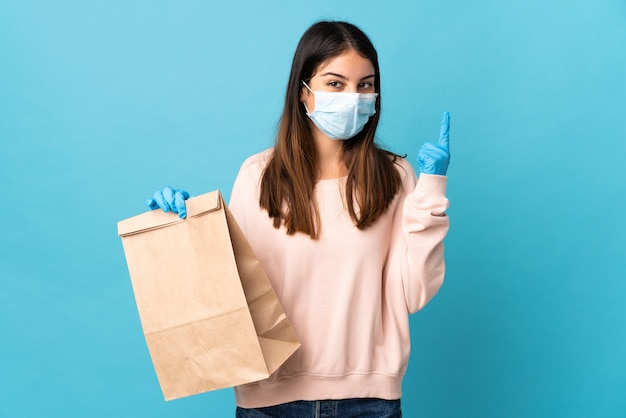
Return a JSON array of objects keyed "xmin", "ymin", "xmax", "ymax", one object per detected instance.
[{"xmin": 1, "ymin": 1, "xmax": 625, "ymax": 417}]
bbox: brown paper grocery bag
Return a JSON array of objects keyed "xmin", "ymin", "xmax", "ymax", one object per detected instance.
[{"xmin": 117, "ymin": 190, "xmax": 300, "ymax": 401}]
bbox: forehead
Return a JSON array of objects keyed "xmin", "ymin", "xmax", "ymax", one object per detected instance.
[{"xmin": 313, "ymin": 49, "xmax": 375, "ymax": 77}]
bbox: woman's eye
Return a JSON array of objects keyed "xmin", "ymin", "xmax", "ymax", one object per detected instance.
[
  {"xmin": 328, "ymin": 81, "xmax": 341, "ymax": 87},
  {"xmin": 359, "ymin": 82, "xmax": 373, "ymax": 89}
]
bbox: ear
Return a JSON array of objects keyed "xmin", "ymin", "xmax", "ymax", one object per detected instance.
[{"xmin": 299, "ymin": 85, "xmax": 309, "ymax": 103}]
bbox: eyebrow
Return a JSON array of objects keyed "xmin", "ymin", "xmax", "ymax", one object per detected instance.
[{"xmin": 320, "ymin": 72, "xmax": 376, "ymax": 81}]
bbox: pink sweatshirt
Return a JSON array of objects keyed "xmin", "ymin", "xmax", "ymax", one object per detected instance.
[{"xmin": 228, "ymin": 149, "xmax": 450, "ymax": 408}]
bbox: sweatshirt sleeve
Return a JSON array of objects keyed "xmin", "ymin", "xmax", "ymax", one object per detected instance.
[
  {"xmin": 397, "ymin": 164, "xmax": 450, "ymax": 314},
  {"xmin": 228, "ymin": 150, "xmax": 269, "ymax": 236}
]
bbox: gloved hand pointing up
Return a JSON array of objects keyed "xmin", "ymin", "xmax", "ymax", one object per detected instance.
[
  {"xmin": 418, "ymin": 111, "xmax": 450, "ymax": 176},
  {"xmin": 145, "ymin": 186, "xmax": 190, "ymax": 219}
]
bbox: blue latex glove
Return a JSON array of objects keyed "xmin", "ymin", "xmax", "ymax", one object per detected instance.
[
  {"xmin": 417, "ymin": 111, "xmax": 451, "ymax": 175},
  {"xmin": 145, "ymin": 186, "xmax": 190, "ymax": 219}
]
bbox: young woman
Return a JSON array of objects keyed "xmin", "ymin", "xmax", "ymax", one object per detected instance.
[{"xmin": 147, "ymin": 21, "xmax": 450, "ymax": 418}]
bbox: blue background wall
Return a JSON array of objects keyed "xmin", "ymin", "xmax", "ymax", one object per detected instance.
[{"xmin": 1, "ymin": 0, "xmax": 625, "ymax": 417}]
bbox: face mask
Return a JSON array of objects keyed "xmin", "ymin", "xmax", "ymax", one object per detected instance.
[{"xmin": 302, "ymin": 81, "xmax": 378, "ymax": 140}]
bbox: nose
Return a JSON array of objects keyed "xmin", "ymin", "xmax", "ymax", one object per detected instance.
[{"xmin": 346, "ymin": 83, "xmax": 359, "ymax": 93}]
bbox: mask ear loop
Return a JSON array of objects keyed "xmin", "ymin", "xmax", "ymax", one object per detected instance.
[
  {"xmin": 301, "ymin": 80, "xmax": 314, "ymax": 93},
  {"xmin": 301, "ymin": 81, "xmax": 314, "ymax": 114}
]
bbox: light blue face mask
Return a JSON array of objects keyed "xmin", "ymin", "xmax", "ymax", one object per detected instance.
[{"xmin": 302, "ymin": 81, "xmax": 378, "ymax": 140}]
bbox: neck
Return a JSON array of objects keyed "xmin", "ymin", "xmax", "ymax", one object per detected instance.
[{"xmin": 312, "ymin": 127, "xmax": 347, "ymax": 180}]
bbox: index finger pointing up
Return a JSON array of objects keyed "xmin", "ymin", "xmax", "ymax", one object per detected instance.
[{"xmin": 439, "ymin": 111, "xmax": 450, "ymax": 149}]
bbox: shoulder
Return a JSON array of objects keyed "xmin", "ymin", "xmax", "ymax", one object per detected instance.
[
  {"xmin": 232, "ymin": 148, "xmax": 274, "ymax": 197},
  {"xmin": 390, "ymin": 154, "xmax": 418, "ymax": 186},
  {"xmin": 234, "ymin": 148, "xmax": 274, "ymax": 184},
  {"xmin": 238, "ymin": 148, "xmax": 273, "ymax": 176},
  {"xmin": 230, "ymin": 149, "xmax": 274, "ymax": 212}
]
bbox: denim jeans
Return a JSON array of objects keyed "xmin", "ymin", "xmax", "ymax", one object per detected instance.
[{"xmin": 236, "ymin": 398, "xmax": 402, "ymax": 418}]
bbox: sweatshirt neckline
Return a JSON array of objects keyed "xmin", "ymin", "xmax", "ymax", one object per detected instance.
[{"xmin": 315, "ymin": 176, "xmax": 347, "ymax": 191}]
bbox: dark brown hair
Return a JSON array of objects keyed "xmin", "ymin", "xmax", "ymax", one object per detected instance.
[{"xmin": 260, "ymin": 21, "xmax": 402, "ymax": 239}]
